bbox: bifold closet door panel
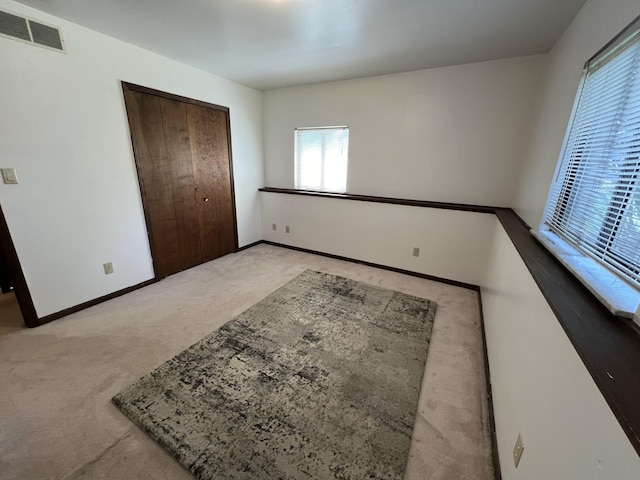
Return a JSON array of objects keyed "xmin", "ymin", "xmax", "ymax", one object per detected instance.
[
  {"xmin": 124, "ymin": 90, "xmax": 183, "ymax": 279},
  {"xmin": 159, "ymin": 98, "xmax": 203, "ymax": 273},
  {"xmin": 186, "ymin": 104, "xmax": 236, "ymax": 262}
]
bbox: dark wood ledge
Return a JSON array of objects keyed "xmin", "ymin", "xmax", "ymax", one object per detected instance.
[
  {"xmin": 496, "ymin": 208, "xmax": 640, "ymax": 455},
  {"xmin": 261, "ymin": 187, "xmax": 640, "ymax": 456},
  {"xmin": 259, "ymin": 187, "xmax": 499, "ymax": 214}
]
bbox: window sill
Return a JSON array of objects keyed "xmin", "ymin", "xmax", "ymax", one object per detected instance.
[
  {"xmin": 258, "ymin": 187, "xmax": 498, "ymax": 213},
  {"xmin": 532, "ymin": 229, "xmax": 640, "ymax": 321}
]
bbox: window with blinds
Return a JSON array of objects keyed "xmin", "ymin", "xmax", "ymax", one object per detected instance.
[
  {"xmin": 542, "ymin": 17, "xmax": 640, "ymax": 289},
  {"xmin": 294, "ymin": 126, "xmax": 349, "ymax": 192}
]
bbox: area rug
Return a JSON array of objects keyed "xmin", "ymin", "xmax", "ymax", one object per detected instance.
[{"xmin": 112, "ymin": 270, "xmax": 437, "ymax": 480}]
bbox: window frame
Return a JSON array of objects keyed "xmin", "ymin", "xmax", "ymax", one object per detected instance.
[
  {"xmin": 538, "ymin": 15, "xmax": 640, "ymax": 320},
  {"xmin": 294, "ymin": 126, "xmax": 349, "ymax": 193}
]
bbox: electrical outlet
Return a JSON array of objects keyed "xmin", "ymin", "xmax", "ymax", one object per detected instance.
[
  {"xmin": 513, "ymin": 433, "xmax": 524, "ymax": 468},
  {"xmin": 412, "ymin": 247, "xmax": 420, "ymax": 257},
  {"xmin": 272, "ymin": 223, "xmax": 276, "ymax": 231},
  {"xmin": 286, "ymin": 226, "xmax": 290, "ymax": 233},
  {"xmin": 1, "ymin": 168, "xmax": 18, "ymax": 185},
  {"xmin": 103, "ymin": 262, "xmax": 114, "ymax": 275}
]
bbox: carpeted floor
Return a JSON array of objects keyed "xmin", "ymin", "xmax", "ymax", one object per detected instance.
[
  {"xmin": 114, "ymin": 270, "xmax": 437, "ymax": 479},
  {"xmin": 0, "ymin": 244, "xmax": 494, "ymax": 480}
]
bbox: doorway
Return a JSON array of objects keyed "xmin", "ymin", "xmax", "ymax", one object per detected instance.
[
  {"xmin": 0, "ymin": 237, "xmax": 12, "ymax": 294},
  {"xmin": 0, "ymin": 205, "xmax": 38, "ymax": 328},
  {"xmin": 0, "ymin": 220, "xmax": 21, "ymax": 332},
  {"xmin": 122, "ymin": 83, "xmax": 238, "ymax": 279}
]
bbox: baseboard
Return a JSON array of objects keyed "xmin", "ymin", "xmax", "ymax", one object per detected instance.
[
  {"xmin": 30, "ymin": 240, "xmax": 478, "ymax": 328},
  {"xmin": 261, "ymin": 240, "xmax": 480, "ymax": 291},
  {"xmin": 254, "ymin": 240, "xmax": 500, "ymax": 477},
  {"xmin": 477, "ymin": 290, "xmax": 502, "ymax": 480},
  {"xmin": 31, "ymin": 278, "xmax": 158, "ymax": 328},
  {"xmin": 32, "ymin": 241, "xmax": 265, "ymax": 327},
  {"xmin": 236, "ymin": 240, "xmax": 264, "ymax": 252},
  {"xmin": 29, "ymin": 242, "xmax": 267, "ymax": 327}
]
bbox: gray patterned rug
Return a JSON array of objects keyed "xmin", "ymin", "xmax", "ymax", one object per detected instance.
[{"xmin": 113, "ymin": 270, "xmax": 437, "ymax": 480}]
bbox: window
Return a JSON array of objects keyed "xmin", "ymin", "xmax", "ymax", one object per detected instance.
[
  {"xmin": 294, "ymin": 126, "xmax": 349, "ymax": 192},
  {"xmin": 539, "ymin": 17, "xmax": 640, "ymax": 316}
]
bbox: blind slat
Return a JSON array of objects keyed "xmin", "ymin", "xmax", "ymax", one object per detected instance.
[{"xmin": 544, "ymin": 33, "xmax": 640, "ymax": 288}]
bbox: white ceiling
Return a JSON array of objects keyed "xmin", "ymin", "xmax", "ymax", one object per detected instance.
[{"xmin": 14, "ymin": 0, "xmax": 586, "ymax": 90}]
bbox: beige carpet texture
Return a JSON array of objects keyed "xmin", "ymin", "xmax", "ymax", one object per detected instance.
[{"xmin": 0, "ymin": 244, "xmax": 495, "ymax": 480}]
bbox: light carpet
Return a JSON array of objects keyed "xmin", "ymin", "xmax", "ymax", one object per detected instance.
[{"xmin": 113, "ymin": 270, "xmax": 437, "ymax": 479}]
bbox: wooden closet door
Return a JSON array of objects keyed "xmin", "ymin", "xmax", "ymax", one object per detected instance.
[
  {"xmin": 124, "ymin": 91, "xmax": 185, "ymax": 278},
  {"xmin": 123, "ymin": 83, "xmax": 238, "ymax": 279},
  {"xmin": 186, "ymin": 104, "xmax": 236, "ymax": 262},
  {"xmin": 159, "ymin": 98, "xmax": 203, "ymax": 272}
]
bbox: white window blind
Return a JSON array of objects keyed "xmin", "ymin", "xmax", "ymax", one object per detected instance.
[
  {"xmin": 294, "ymin": 126, "xmax": 349, "ymax": 193},
  {"xmin": 543, "ymin": 18, "xmax": 640, "ymax": 289}
]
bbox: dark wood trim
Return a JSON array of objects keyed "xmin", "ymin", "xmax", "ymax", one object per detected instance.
[
  {"xmin": 121, "ymin": 82, "xmax": 230, "ymax": 112},
  {"xmin": 245, "ymin": 239, "xmax": 501, "ymax": 473},
  {"xmin": 32, "ymin": 278, "xmax": 157, "ymax": 328},
  {"xmin": 225, "ymin": 110, "xmax": 239, "ymax": 251},
  {"xmin": 121, "ymin": 82, "xmax": 162, "ymax": 280},
  {"xmin": 236, "ymin": 240, "xmax": 264, "ymax": 252},
  {"xmin": 0, "ymin": 205, "xmax": 39, "ymax": 328},
  {"xmin": 476, "ymin": 290, "xmax": 502, "ymax": 479},
  {"xmin": 262, "ymin": 240, "xmax": 480, "ymax": 291},
  {"xmin": 259, "ymin": 187, "xmax": 499, "ymax": 214},
  {"xmin": 496, "ymin": 208, "xmax": 640, "ymax": 456}
]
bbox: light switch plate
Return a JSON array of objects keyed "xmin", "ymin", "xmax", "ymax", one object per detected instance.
[
  {"xmin": 513, "ymin": 433, "xmax": 524, "ymax": 468},
  {"xmin": 1, "ymin": 168, "xmax": 18, "ymax": 185}
]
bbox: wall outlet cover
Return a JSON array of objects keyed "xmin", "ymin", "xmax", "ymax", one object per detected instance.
[
  {"xmin": 272, "ymin": 223, "xmax": 276, "ymax": 231},
  {"xmin": 1, "ymin": 168, "xmax": 18, "ymax": 184},
  {"xmin": 513, "ymin": 433, "xmax": 524, "ymax": 468},
  {"xmin": 412, "ymin": 247, "xmax": 420, "ymax": 257},
  {"xmin": 103, "ymin": 262, "xmax": 114, "ymax": 275},
  {"xmin": 286, "ymin": 226, "xmax": 290, "ymax": 233}
]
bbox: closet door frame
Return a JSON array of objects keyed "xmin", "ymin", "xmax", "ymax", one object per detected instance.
[{"xmin": 121, "ymin": 82, "xmax": 239, "ymax": 280}]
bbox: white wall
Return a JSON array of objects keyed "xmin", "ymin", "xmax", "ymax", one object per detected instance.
[
  {"xmin": 263, "ymin": 55, "xmax": 547, "ymax": 207},
  {"xmin": 0, "ymin": 0, "xmax": 264, "ymax": 317},
  {"xmin": 485, "ymin": 2, "xmax": 640, "ymax": 477},
  {"xmin": 261, "ymin": 192, "xmax": 495, "ymax": 286},
  {"xmin": 513, "ymin": 0, "xmax": 640, "ymax": 227},
  {"xmin": 482, "ymin": 219, "xmax": 640, "ymax": 479}
]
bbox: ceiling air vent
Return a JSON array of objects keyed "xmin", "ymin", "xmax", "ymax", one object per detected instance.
[{"xmin": 0, "ymin": 9, "xmax": 64, "ymax": 52}]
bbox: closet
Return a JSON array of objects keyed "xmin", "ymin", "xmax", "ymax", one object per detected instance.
[{"xmin": 122, "ymin": 83, "xmax": 237, "ymax": 279}]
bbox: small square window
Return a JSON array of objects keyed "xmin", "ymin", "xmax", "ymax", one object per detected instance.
[{"xmin": 294, "ymin": 126, "xmax": 349, "ymax": 193}]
